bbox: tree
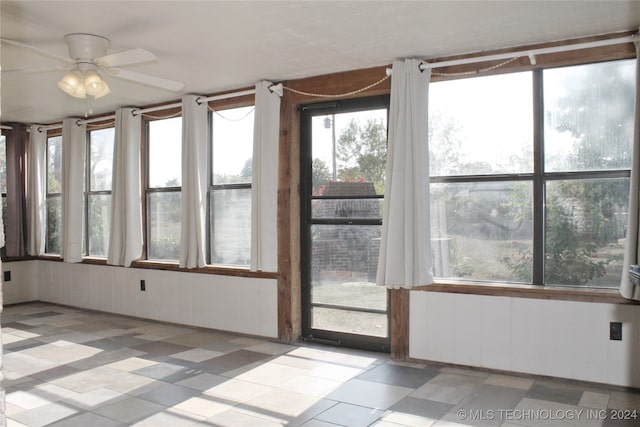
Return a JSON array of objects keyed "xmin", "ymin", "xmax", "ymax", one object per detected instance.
[
  {"xmin": 0, "ymin": 137, "xmax": 6, "ymax": 192},
  {"xmin": 241, "ymin": 158, "xmax": 252, "ymax": 180},
  {"xmin": 503, "ymin": 60, "xmax": 634, "ymax": 285},
  {"xmin": 336, "ymin": 118, "xmax": 387, "ymax": 193},
  {"xmin": 312, "ymin": 158, "xmax": 331, "ymax": 193}
]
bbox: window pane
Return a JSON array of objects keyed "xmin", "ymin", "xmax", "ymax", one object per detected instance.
[
  {"xmin": 312, "ymin": 307, "xmax": 387, "ymax": 338},
  {"xmin": 545, "ymin": 178, "xmax": 628, "ymax": 288},
  {"xmin": 429, "ymin": 72, "xmax": 533, "ymax": 176},
  {"xmin": 211, "ymin": 188, "xmax": 251, "ymax": 266},
  {"xmin": 148, "ymin": 192, "xmax": 181, "ymax": 260},
  {"xmin": 46, "ymin": 196, "xmax": 62, "ymax": 254},
  {"xmin": 148, "ymin": 117, "xmax": 182, "ymax": 188},
  {"xmin": 212, "ymin": 106, "xmax": 254, "ymax": 185},
  {"xmin": 0, "ymin": 134, "xmax": 6, "ymax": 193},
  {"xmin": 88, "ymin": 194, "xmax": 111, "ymax": 257},
  {"xmin": 544, "ymin": 60, "xmax": 635, "ymax": 172},
  {"xmin": 312, "ymin": 198, "xmax": 382, "ymax": 219},
  {"xmin": 310, "ymin": 223, "xmax": 386, "ymax": 336},
  {"xmin": 431, "ymin": 181, "xmax": 533, "ymax": 282},
  {"xmin": 312, "ymin": 109, "xmax": 388, "ymax": 195},
  {"xmin": 47, "ymin": 136, "xmax": 63, "ymax": 193},
  {"xmin": 89, "ymin": 128, "xmax": 114, "ymax": 191},
  {"xmin": 1, "ymin": 196, "xmax": 6, "ymax": 256},
  {"xmin": 311, "ymin": 223, "xmax": 382, "ymax": 289}
]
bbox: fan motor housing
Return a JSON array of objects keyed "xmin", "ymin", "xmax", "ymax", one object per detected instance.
[{"xmin": 65, "ymin": 33, "xmax": 110, "ymax": 60}]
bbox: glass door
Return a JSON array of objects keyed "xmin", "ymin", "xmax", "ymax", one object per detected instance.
[{"xmin": 300, "ymin": 96, "xmax": 390, "ymax": 352}]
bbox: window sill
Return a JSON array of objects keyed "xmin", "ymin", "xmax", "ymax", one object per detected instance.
[
  {"xmin": 413, "ymin": 280, "xmax": 638, "ymax": 305},
  {"xmin": 130, "ymin": 260, "xmax": 278, "ymax": 279},
  {"xmin": 15, "ymin": 256, "xmax": 277, "ymax": 280}
]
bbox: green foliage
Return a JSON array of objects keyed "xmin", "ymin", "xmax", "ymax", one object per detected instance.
[
  {"xmin": 336, "ymin": 118, "xmax": 387, "ymax": 193},
  {"xmin": 46, "ymin": 201, "xmax": 61, "ymax": 254},
  {"xmin": 503, "ymin": 200, "xmax": 610, "ymax": 286},
  {"xmin": 312, "ymin": 158, "xmax": 331, "ymax": 192},
  {"xmin": 549, "ymin": 60, "xmax": 634, "ymax": 171},
  {"xmin": 544, "ymin": 203, "xmax": 609, "ymax": 285},
  {"xmin": 0, "ymin": 137, "xmax": 6, "ymax": 193},
  {"xmin": 240, "ymin": 158, "xmax": 252, "ymax": 179},
  {"xmin": 214, "ymin": 158, "xmax": 252, "ymax": 185}
]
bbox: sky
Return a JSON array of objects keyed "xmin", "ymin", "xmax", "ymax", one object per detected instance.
[{"xmin": 148, "ymin": 105, "xmax": 254, "ymax": 187}]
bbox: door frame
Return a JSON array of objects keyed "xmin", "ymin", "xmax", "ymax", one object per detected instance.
[{"xmin": 299, "ymin": 94, "xmax": 391, "ymax": 352}]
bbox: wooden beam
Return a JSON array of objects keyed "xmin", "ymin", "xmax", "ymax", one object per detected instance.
[{"xmin": 390, "ymin": 288, "xmax": 410, "ymax": 359}]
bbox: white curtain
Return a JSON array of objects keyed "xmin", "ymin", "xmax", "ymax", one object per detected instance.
[
  {"xmin": 27, "ymin": 125, "xmax": 47, "ymax": 255},
  {"xmin": 107, "ymin": 108, "xmax": 143, "ymax": 267},
  {"xmin": 61, "ymin": 118, "xmax": 86, "ymax": 263},
  {"xmin": 376, "ymin": 59, "xmax": 433, "ymax": 289},
  {"xmin": 180, "ymin": 95, "xmax": 208, "ymax": 268},
  {"xmin": 620, "ymin": 39, "xmax": 640, "ymax": 301},
  {"xmin": 250, "ymin": 81, "xmax": 281, "ymax": 272}
]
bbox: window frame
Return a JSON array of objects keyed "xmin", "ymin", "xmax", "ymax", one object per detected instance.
[
  {"xmin": 206, "ymin": 102, "xmax": 255, "ymax": 270},
  {"xmin": 428, "ymin": 63, "xmax": 633, "ymax": 288},
  {"xmin": 0, "ymin": 133, "xmax": 6, "ymax": 257},
  {"xmin": 83, "ymin": 126, "xmax": 115, "ymax": 258},
  {"xmin": 45, "ymin": 132, "xmax": 63, "ymax": 255},
  {"xmin": 299, "ymin": 94, "xmax": 392, "ymax": 352},
  {"xmin": 207, "ymin": 103, "xmax": 255, "ymax": 267},
  {"xmin": 143, "ymin": 114, "xmax": 183, "ymax": 262}
]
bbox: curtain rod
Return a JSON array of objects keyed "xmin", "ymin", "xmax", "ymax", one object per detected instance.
[
  {"xmin": 416, "ymin": 33, "xmax": 638, "ymax": 71},
  {"xmin": 133, "ymin": 88, "xmax": 256, "ymax": 115},
  {"xmin": 0, "ymin": 125, "xmax": 13, "ymax": 130},
  {"xmin": 35, "ymin": 88, "xmax": 257, "ymax": 131}
]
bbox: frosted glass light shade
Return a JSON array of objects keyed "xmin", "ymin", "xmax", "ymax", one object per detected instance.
[
  {"xmin": 57, "ymin": 69, "xmax": 111, "ymax": 99},
  {"xmin": 84, "ymin": 70, "xmax": 105, "ymax": 96},
  {"xmin": 57, "ymin": 70, "xmax": 84, "ymax": 98}
]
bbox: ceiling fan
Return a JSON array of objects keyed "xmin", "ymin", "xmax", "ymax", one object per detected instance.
[{"xmin": 1, "ymin": 33, "xmax": 185, "ymax": 99}]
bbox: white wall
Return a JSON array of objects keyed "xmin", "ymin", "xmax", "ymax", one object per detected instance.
[
  {"xmin": 2, "ymin": 260, "xmax": 278, "ymax": 338},
  {"xmin": 1, "ymin": 261, "xmax": 39, "ymax": 304},
  {"xmin": 410, "ymin": 291, "xmax": 640, "ymax": 388}
]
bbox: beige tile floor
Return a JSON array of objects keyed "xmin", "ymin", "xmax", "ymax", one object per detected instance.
[{"xmin": 2, "ymin": 302, "xmax": 640, "ymax": 426}]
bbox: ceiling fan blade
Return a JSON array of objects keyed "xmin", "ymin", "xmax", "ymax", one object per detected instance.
[
  {"xmin": 2, "ymin": 65, "xmax": 69, "ymax": 74},
  {"xmin": 0, "ymin": 38, "xmax": 72, "ymax": 64},
  {"xmin": 97, "ymin": 48, "xmax": 157, "ymax": 67},
  {"xmin": 107, "ymin": 68, "xmax": 184, "ymax": 92}
]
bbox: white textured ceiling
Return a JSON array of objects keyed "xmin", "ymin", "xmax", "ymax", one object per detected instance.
[{"xmin": 1, "ymin": 1, "xmax": 639, "ymax": 125}]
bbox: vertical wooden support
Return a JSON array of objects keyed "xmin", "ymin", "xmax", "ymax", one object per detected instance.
[{"xmin": 390, "ymin": 288, "xmax": 410, "ymax": 359}]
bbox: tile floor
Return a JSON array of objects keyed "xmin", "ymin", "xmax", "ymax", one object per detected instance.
[{"xmin": 2, "ymin": 302, "xmax": 640, "ymax": 426}]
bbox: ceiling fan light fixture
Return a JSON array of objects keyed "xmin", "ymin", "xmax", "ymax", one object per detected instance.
[
  {"xmin": 57, "ymin": 68, "xmax": 112, "ymax": 99},
  {"xmin": 57, "ymin": 69, "xmax": 83, "ymax": 97},
  {"xmin": 74, "ymin": 81, "xmax": 87, "ymax": 99},
  {"xmin": 84, "ymin": 70, "xmax": 106, "ymax": 96},
  {"xmin": 93, "ymin": 79, "xmax": 111, "ymax": 99}
]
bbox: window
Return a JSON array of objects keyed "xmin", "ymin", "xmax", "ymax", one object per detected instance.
[
  {"xmin": 146, "ymin": 117, "xmax": 182, "ymax": 261},
  {"xmin": 209, "ymin": 106, "xmax": 254, "ymax": 266},
  {"xmin": 85, "ymin": 127, "xmax": 114, "ymax": 257},
  {"xmin": 429, "ymin": 59, "xmax": 635, "ymax": 288},
  {"xmin": 46, "ymin": 135, "xmax": 63, "ymax": 254},
  {"xmin": 0, "ymin": 134, "xmax": 6, "ymax": 254}
]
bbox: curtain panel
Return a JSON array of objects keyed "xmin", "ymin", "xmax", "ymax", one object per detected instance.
[
  {"xmin": 180, "ymin": 95, "xmax": 208, "ymax": 268},
  {"xmin": 376, "ymin": 59, "xmax": 433, "ymax": 289},
  {"xmin": 61, "ymin": 118, "xmax": 86, "ymax": 263},
  {"xmin": 5, "ymin": 124, "xmax": 28, "ymax": 257},
  {"xmin": 107, "ymin": 108, "xmax": 143, "ymax": 267},
  {"xmin": 620, "ymin": 38, "xmax": 640, "ymax": 301},
  {"xmin": 27, "ymin": 125, "xmax": 47, "ymax": 256},
  {"xmin": 250, "ymin": 81, "xmax": 281, "ymax": 272}
]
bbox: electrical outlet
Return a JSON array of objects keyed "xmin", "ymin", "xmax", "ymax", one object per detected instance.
[
  {"xmin": 3, "ymin": 271, "xmax": 11, "ymax": 282},
  {"xmin": 140, "ymin": 280, "xmax": 146, "ymax": 291},
  {"xmin": 610, "ymin": 322, "xmax": 622, "ymax": 341}
]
